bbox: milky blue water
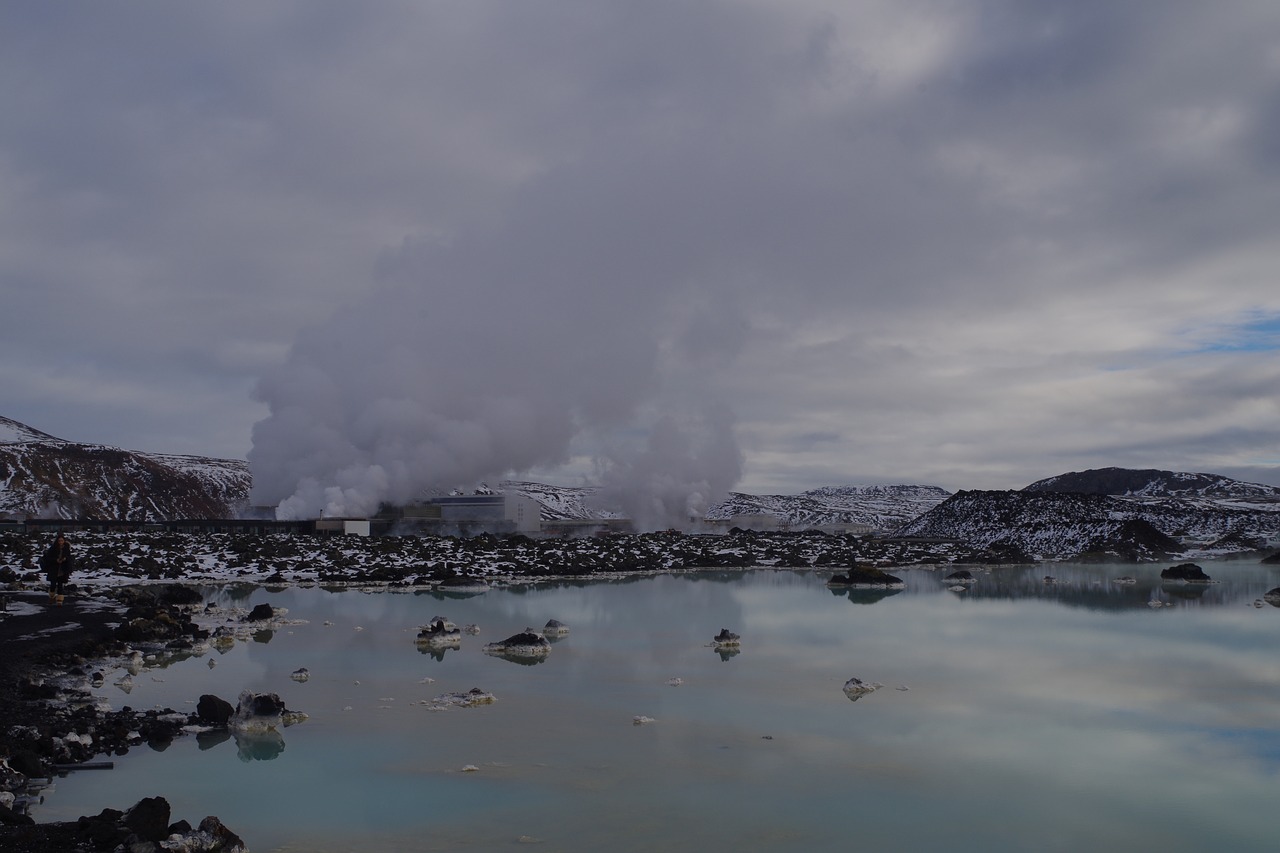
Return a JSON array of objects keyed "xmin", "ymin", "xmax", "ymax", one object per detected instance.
[{"xmin": 33, "ymin": 561, "xmax": 1280, "ymax": 852}]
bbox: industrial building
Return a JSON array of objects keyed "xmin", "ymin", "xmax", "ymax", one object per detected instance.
[{"xmin": 389, "ymin": 492, "xmax": 543, "ymax": 536}]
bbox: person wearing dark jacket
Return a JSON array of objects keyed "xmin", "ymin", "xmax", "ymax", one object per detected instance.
[{"xmin": 40, "ymin": 532, "xmax": 74, "ymax": 605}]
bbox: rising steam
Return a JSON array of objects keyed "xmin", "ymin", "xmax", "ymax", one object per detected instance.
[{"xmin": 248, "ymin": 171, "xmax": 747, "ymax": 527}]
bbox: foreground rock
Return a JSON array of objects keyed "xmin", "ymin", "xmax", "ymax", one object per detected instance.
[
  {"xmin": 0, "ymin": 794, "xmax": 246, "ymax": 853},
  {"xmin": 0, "ymin": 589, "xmax": 249, "ymax": 851}
]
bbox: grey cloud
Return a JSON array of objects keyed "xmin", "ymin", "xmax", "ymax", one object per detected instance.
[{"xmin": 3, "ymin": 1, "xmax": 1278, "ymax": 498}]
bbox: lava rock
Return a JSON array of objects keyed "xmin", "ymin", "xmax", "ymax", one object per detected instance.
[
  {"xmin": 712, "ymin": 628, "xmax": 741, "ymax": 646},
  {"xmin": 1160, "ymin": 562, "xmax": 1212, "ymax": 582},
  {"xmin": 123, "ymin": 795, "xmax": 171, "ymax": 842},
  {"xmin": 244, "ymin": 603, "xmax": 275, "ymax": 622},
  {"xmin": 197, "ymin": 694, "xmax": 235, "ymax": 725}
]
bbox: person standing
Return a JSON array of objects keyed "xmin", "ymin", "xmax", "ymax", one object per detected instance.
[{"xmin": 40, "ymin": 532, "xmax": 74, "ymax": 605}]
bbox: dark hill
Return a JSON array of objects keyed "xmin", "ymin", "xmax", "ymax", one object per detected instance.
[
  {"xmin": 1023, "ymin": 467, "xmax": 1280, "ymax": 501},
  {"xmin": 1, "ymin": 417, "xmax": 249, "ymax": 521}
]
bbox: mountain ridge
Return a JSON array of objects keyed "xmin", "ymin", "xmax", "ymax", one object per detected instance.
[
  {"xmin": 897, "ymin": 487, "xmax": 1280, "ymax": 560},
  {"xmin": 1024, "ymin": 466, "xmax": 1280, "ymax": 502},
  {"xmin": 0, "ymin": 416, "xmax": 251, "ymax": 521},
  {"xmin": 4, "ymin": 416, "xmax": 1279, "ymax": 560}
]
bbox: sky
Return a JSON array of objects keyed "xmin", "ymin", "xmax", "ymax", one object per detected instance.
[{"xmin": 4, "ymin": 1, "xmax": 1280, "ymax": 519}]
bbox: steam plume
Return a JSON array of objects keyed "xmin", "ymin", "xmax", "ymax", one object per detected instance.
[{"xmin": 248, "ymin": 165, "xmax": 747, "ymax": 526}]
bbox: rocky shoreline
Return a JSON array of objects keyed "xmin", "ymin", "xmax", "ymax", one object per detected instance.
[
  {"xmin": 3, "ymin": 529, "xmax": 1277, "ymax": 851},
  {"xmin": 0, "ymin": 585, "xmax": 249, "ymax": 852}
]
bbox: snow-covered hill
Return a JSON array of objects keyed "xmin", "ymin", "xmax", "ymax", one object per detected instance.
[
  {"xmin": 5, "ymin": 414, "xmax": 1279, "ymax": 560},
  {"xmin": 496, "ymin": 481, "xmax": 948, "ymax": 530},
  {"xmin": 1025, "ymin": 467, "xmax": 1280, "ymax": 506},
  {"xmin": 704, "ymin": 484, "xmax": 951, "ymax": 531},
  {"xmin": 896, "ymin": 487, "xmax": 1280, "ymax": 561},
  {"xmin": 498, "ymin": 481, "xmax": 625, "ymax": 521},
  {"xmin": 0, "ymin": 416, "xmax": 250, "ymax": 521}
]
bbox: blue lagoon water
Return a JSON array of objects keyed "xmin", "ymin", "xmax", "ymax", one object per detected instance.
[{"xmin": 33, "ymin": 561, "xmax": 1280, "ymax": 851}]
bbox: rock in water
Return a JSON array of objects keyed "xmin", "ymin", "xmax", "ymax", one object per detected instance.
[
  {"xmin": 712, "ymin": 628, "xmax": 741, "ymax": 647},
  {"xmin": 842, "ymin": 677, "xmax": 882, "ymax": 701},
  {"xmin": 483, "ymin": 629, "xmax": 552, "ymax": 660},
  {"xmin": 230, "ymin": 690, "xmax": 301, "ymax": 732},
  {"xmin": 417, "ymin": 619, "xmax": 463, "ymax": 647},
  {"xmin": 197, "ymin": 693, "xmax": 235, "ymax": 725},
  {"xmin": 1160, "ymin": 563, "xmax": 1212, "ymax": 582},
  {"xmin": 244, "ymin": 602, "xmax": 275, "ymax": 622}
]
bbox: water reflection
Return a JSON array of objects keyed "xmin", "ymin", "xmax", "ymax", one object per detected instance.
[
  {"xmin": 37, "ymin": 562, "xmax": 1280, "ymax": 853},
  {"xmin": 826, "ymin": 586, "xmax": 902, "ymax": 605},
  {"xmin": 482, "ymin": 650, "xmax": 547, "ymax": 666},
  {"xmin": 416, "ymin": 643, "xmax": 458, "ymax": 661},
  {"xmin": 1161, "ymin": 583, "xmax": 1209, "ymax": 601},
  {"xmin": 193, "ymin": 727, "xmax": 288, "ymax": 762},
  {"xmin": 233, "ymin": 730, "xmax": 285, "ymax": 762},
  {"xmin": 196, "ymin": 729, "xmax": 231, "ymax": 752}
]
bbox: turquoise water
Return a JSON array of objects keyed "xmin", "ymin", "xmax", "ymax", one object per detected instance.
[{"xmin": 34, "ymin": 562, "xmax": 1280, "ymax": 852}]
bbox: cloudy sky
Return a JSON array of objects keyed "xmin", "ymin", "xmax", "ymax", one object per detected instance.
[{"xmin": 4, "ymin": 1, "xmax": 1280, "ymax": 517}]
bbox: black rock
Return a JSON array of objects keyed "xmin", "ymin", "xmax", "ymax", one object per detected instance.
[
  {"xmin": 240, "ymin": 692, "xmax": 286, "ymax": 717},
  {"xmin": 245, "ymin": 603, "xmax": 275, "ymax": 622},
  {"xmin": 498, "ymin": 630, "xmax": 546, "ymax": 647},
  {"xmin": 196, "ymin": 814, "xmax": 246, "ymax": 852},
  {"xmin": 197, "ymin": 693, "xmax": 235, "ymax": 725},
  {"xmin": 0, "ymin": 802, "xmax": 34, "ymax": 826},
  {"xmin": 7, "ymin": 748, "xmax": 44, "ymax": 778},
  {"xmin": 123, "ymin": 795, "xmax": 171, "ymax": 842},
  {"xmin": 76, "ymin": 807, "xmax": 130, "ymax": 849},
  {"xmin": 1161, "ymin": 562, "xmax": 1212, "ymax": 582}
]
